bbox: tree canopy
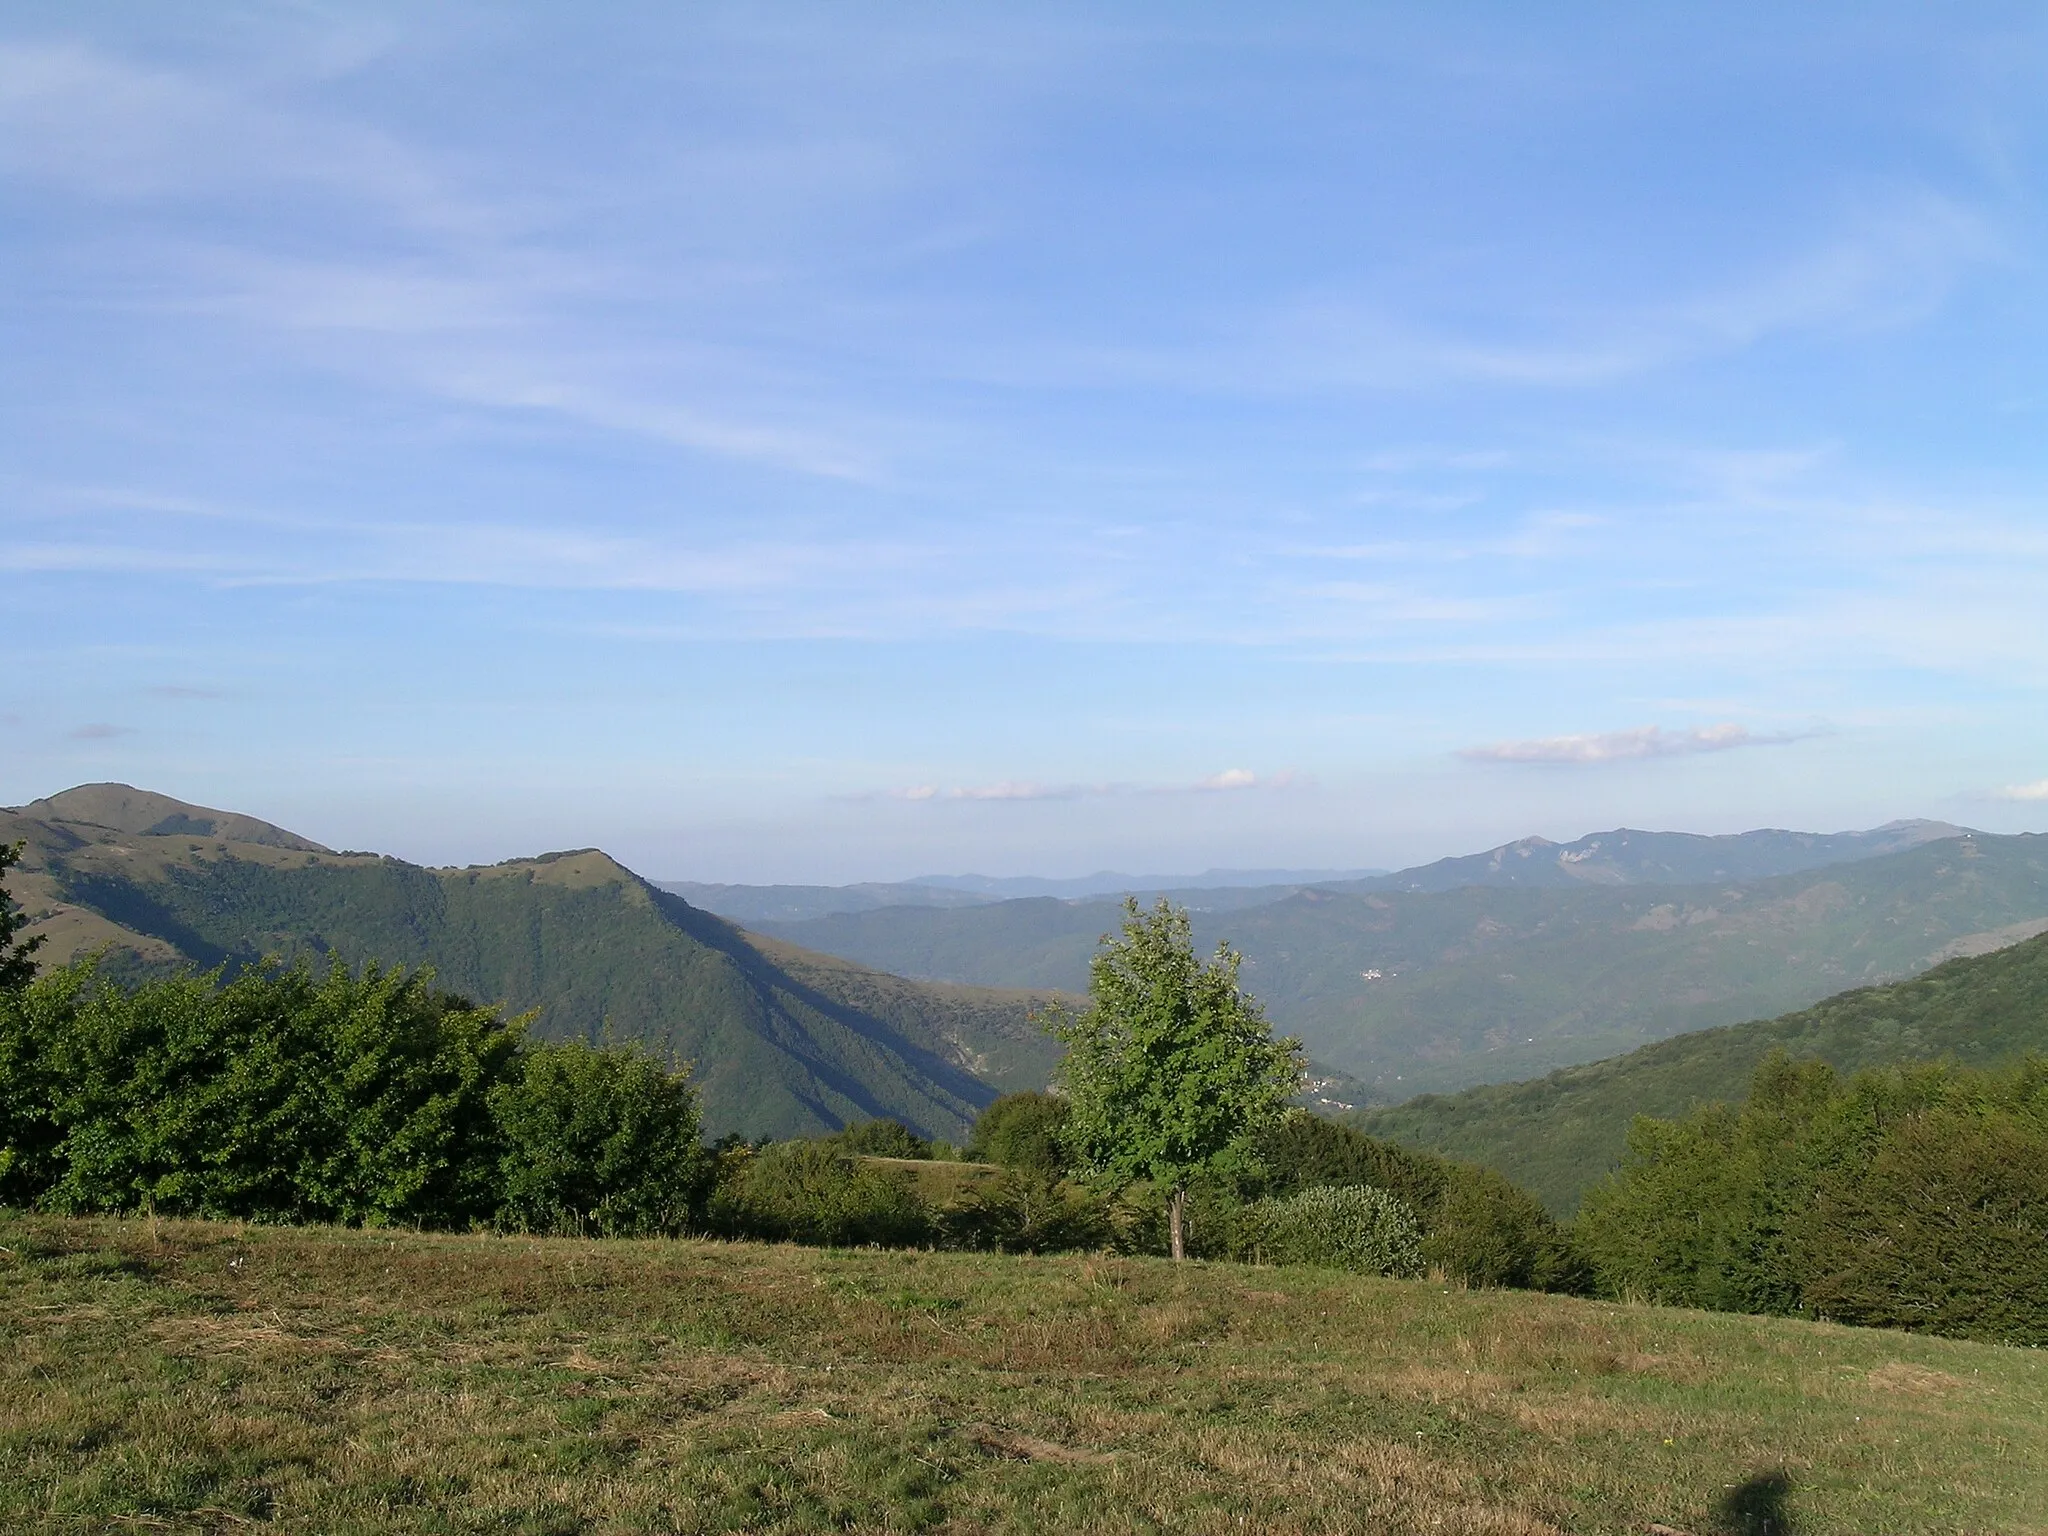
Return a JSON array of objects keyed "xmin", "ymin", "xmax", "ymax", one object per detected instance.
[
  {"xmin": 0, "ymin": 842, "xmax": 44, "ymax": 992},
  {"xmin": 1047, "ymin": 897, "xmax": 1302, "ymax": 1258}
]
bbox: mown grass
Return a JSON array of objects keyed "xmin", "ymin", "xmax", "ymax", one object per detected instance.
[{"xmin": 2, "ymin": 1215, "xmax": 2043, "ymax": 1535}]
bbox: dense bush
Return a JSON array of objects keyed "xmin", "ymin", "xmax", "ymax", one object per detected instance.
[
  {"xmin": 830, "ymin": 1117, "xmax": 934, "ymax": 1160},
  {"xmin": 1255, "ymin": 1111, "xmax": 1582, "ymax": 1290},
  {"xmin": 1577, "ymin": 1051, "xmax": 2048, "ymax": 1344},
  {"xmin": 710, "ymin": 1140, "xmax": 935, "ymax": 1247},
  {"xmin": 1227, "ymin": 1185, "xmax": 1424, "ymax": 1276},
  {"xmin": 964, "ymin": 1091, "xmax": 1072, "ymax": 1176},
  {"xmin": 492, "ymin": 1041, "xmax": 714, "ymax": 1236},
  {"xmin": 0, "ymin": 958, "xmax": 712, "ymax": 1234},
  {"xmin": 942, "ymin": 1169, "xmax": 1112, "ymax": 1253}
]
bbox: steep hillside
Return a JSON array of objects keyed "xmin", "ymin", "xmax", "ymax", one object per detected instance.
[
  {"xmin": 759, "ymin": 834, "xmax": 2048, "ymax": 1098},
  {"xmin": 1354, "ymin": 928, "xmax": 2048, "ymax": 1214},
  {"xmin": 1, "ymin": 787, "xmax": 1061, "ymax": 1141}
]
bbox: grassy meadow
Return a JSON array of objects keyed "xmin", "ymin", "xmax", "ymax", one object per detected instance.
[{"xmin": 3, "ymin": 1216, "xmax": 2045, "ymax": 1535}]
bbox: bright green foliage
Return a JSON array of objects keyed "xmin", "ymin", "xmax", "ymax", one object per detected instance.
[
  {"xmin": 491, "ymin": 1041, "xmax": 714, "ymax": 1236},
  {"xmin": 831, "ymin": 1118, "xmax": 933, "ymax": 1159},
  {"xmin": 1047, "ymin": 898, "xmax": 1304, "ymax": 1257},
  {"xmin": 0, "ymin": 958, "xmax": 714, "ymax": 1235},
  {"xmin": 1577, "ymin": 1051, "xmax": 2048, "ymax": 1344},
  {"xmin": 963, "ymin": 1090, "xmax": 1072, "ymax": 1176},
  {"xmin": 0, "ymin": 842, "xmax": 43, "ymax": 993},
  {"xmin": 710, "ymin": 1141, "xmax": 935, "ymax": 1247},
  {"xmin": 3, "ymin": 960, "xmax": 519, "ymax": 1225},
  {"xmin": 1229, "ymin": 1185, "xmax": 1424, "ymax": 1276}
]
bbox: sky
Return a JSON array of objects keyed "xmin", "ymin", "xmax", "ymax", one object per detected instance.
[{"xmin": 5, "ymin": 2, "xmax": 2048, "ymax": 882}]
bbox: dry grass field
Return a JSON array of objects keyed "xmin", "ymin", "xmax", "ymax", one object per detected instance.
[{"xmin": 3, "ymin": 1214, "xmax": 2044, "ymax": 1534}]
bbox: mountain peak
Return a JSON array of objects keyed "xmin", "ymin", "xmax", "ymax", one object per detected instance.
[{"xmin": 15, "ymin": 783, "xmax": 328, "ymax": 853}]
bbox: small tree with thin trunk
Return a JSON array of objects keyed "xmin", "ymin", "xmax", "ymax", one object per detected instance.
[{"xmin": 1046, "ymin": 897, "xmax": 1303, "ymax": 1260}]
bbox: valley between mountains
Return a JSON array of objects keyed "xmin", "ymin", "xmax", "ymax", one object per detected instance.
[{"xmin": 9, "ymin": 782, "xmax": 2048, "ymax": 1212}]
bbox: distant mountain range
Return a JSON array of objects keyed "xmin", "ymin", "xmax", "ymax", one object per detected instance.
[
  {"xmin": 1354, "ymin": 925, "xmax": 2048, "ymax": 1215},
  {"xmin": 12, "ymin": 786, "xmax": 2046, "ymax": 1179},
  {"xmin": 2, "ymin": 785, "xmax": 1059, "ymax": 1142},
  {"xmin": 747, "ymin": 828, "xmax": 2048, "ymax": 1101},
  {"xmin": 669, "ymin": 824, "xmax": 1963, "ymax": 925},
  {"xmin": 1343, "ymin": 821, "xmax": 1963, "ymax": 893},
  {"xmin": 660, "ymin": 867, "xmax": 1387, "ymax": 924}
]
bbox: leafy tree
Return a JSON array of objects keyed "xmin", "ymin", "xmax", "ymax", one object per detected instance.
[
  {"xmin": 0, "ymin": 841, "xmax": 45, "ymax": 992},
  {"xmin": 1046, "ymin": 897, "xmax": 1303, "ymax": 1260},
  {"xmin": 964, "ymin": 1090, "xmax": 1072, "ymax": 1175},
  {"xmin": 491, "ymin": 1040, "xmax": 714, "ymax": 1236}
]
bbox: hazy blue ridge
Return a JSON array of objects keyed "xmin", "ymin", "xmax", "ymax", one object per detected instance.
[{"xmin": 755, "ymin": 833, "xmax": 2048, "ymax": 1102}]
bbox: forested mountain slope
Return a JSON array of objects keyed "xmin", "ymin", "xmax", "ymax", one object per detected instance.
[
  {"xmin": 1, "ymin": 786, "xmax": 1060, "ymax": 1141},
  {"xmin": 758, "ymin": 834, "xmax": 2048, "ymax": 1099},
  {"xmin": 1354, "ymin": 928, "xmax": 2048, "ymax": 1215}
]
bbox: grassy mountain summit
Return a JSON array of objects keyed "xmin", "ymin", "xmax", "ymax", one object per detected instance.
[
  {"xmin": 17, "ymin": 783, "xmax": 329, "ymax": 851},
  {"xmin": 2, "ymin": 785, "xmax": 1060, "ymax": 1141},
  {"xmin": 1354, "ymin": 926, "xmax": 2048, "ymax": 1215}
]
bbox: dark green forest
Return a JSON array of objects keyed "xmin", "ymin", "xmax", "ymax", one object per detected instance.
[{"xmin": 1576, "ymin": 1051, "xmax": 2048, "ymax": 1346}]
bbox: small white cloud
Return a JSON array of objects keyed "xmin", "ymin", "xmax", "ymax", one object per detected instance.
[
  {"xmin": 1461, "ymin": 722, "xmax": 1791, "ymax": 765},
  {"xmin": 1198, "ymin": 768, "xmax": 1258, "ymax": 791},
  {"xmin": 894, "ymin": 785, "xmax": 939, "ymax": 801},
  {"xmin": 1995, "ymin": 779, "xmax": 2048, "ymax": 801}
]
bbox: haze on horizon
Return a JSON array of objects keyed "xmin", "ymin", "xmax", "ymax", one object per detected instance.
[{"xmin": 5, "ymin": 4, "xmax": 2048, "ymax": 884}]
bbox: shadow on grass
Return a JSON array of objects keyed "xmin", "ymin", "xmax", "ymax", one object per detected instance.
[{"xmin": 1716, "ymin": 1470, "xmax": 1793, "ymax": 1536}]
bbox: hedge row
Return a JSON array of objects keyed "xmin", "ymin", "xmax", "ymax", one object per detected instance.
[{"xmin": 0, "ymin": 960, "xmax": 711, "ymax": 1235}]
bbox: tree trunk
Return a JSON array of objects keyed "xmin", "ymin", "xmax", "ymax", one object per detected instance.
[{"xmin": 1168, "ymin": 1185, "xmax": 1188, "ymax": 1261}]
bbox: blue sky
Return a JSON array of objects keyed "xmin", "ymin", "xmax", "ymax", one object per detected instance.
[{"xmin": 5, "ymin": 3, "xmax": 2048, "ymax": 881}]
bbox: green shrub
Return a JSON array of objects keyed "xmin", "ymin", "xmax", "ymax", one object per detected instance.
[
  {"xmin": 711, "ymin": 1141, "xmax": 934, "ymax": 1247},
  {"xmin": 964, "ymin": 1091, "xmax": 1072, "ymax": 1176},
  {"xmin": 942, "ymin": 1169, "xmax": 1111, "ymax": 1253},
  {"xmin": 1254, "ymin": 1110, "xmax": 1575, "ymax": 1289},
  {"xmin": 9, "ymin": 959, "xmax": 520, "ymax": 1226},
  {"xmin": 831, "ymin": 1118, "xmax": 933, "ymax": 1159},
  {"xmin": 490, "ymin": 1041, "xmax": 714, "ymax": 1236},
  {"xmin": 1229, "ymin": 1185, "xmax": 1424, "ymax": 1276},
  {"xmin": 1795, "ymin": 1079, "xmax": 2048, "ymax": 1345}
]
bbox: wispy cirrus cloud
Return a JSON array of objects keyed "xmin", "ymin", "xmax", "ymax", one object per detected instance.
[
  {"xmin": 69, "ymin": 722, "xmax": 137, "ymax": 740},
  {"xmin": 1460, "ymin": 722, "xmax": 1797, "ymax": 765}
]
